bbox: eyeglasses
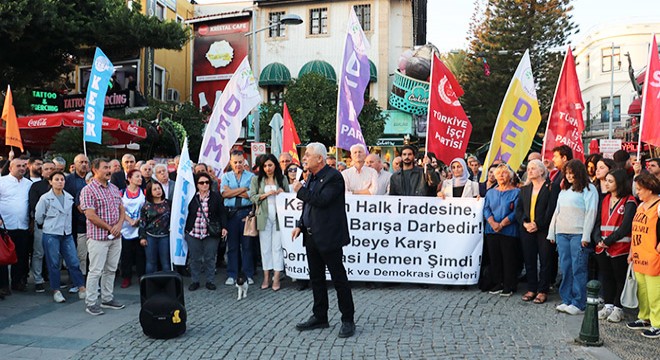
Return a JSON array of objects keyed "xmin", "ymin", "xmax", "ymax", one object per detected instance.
[
  {"xmin": 197, "ymin": 181, "xmax": 210, "ymax": 185},
  {"xmin": 287, "ymin": 168, "xmax": 299, "ymax": 173}
]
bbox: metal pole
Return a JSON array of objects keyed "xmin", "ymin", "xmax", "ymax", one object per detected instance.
[
  {"xmin": 251, "ymin": 10, "xmax": 260, "ymax": 142},
  {"xmin": 608, "ymin": 42, "xmax": 614, "ymax": 139}
]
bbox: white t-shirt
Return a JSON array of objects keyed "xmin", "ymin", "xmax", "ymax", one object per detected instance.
[
  {"xmin": 121, "ymin": 188, "xmax": 145, "ymax": 239},
  {"xmin": 341, "ymin": 165, "xmax": 378, "ymax": 195},
  {"xmin": 0, "ymin": 175, "xmax": 32, "ymax": 230}
]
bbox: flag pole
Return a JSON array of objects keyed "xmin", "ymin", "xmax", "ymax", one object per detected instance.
[
  {"xmin": 83, "ymin": 140, "xmax": 87, "ymax": 157},
  {"xmin": 636, "ymin": 34, "xmax": 655, "ymax": 161},
  {"xmin": 423, "ymin": 49, "xmax": 437, "ymax": 176},
  {"xmin": 542, "ymin": 46, "xmax": 570, "ymax": 161}
]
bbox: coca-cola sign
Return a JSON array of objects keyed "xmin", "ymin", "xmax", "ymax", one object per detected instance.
[{"xmin": 27, "ymin": 118, "xmax": 48, "ymax": 127}]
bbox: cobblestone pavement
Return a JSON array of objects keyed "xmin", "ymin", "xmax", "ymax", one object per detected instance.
[{"xmin": 3, "ymin": 274, "xmax": 657, "ymax": 359}]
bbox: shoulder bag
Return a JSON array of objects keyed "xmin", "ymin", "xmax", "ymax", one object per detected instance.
[
  {"xmin": 0, "ymin": 215, "xmax": 17, "ymax": 266},
  {"xmin": 243, "ymin": 204, "xmax": 259, "ymax": 237},
  {"xmin": 620, "ymin": 262, "xmax": 638, "ymax": 309},
  {"xmin": 196, "ymin": 196, "xmax": 222, "ymax": 238}
]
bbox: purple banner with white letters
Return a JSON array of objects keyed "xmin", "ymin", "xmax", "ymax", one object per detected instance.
[{"xmin": 336, "ymin": 8, "xmax": 370, "ymax": 151}]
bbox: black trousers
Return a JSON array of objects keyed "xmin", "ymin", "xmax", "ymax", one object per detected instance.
[
  {"xmin": 520, "ymin": 230, "xmax": 553, "ymax": 293},
  {"xmin": 594, "ymin": 252, "xmax": 628, "ymax": 307},
  {"xmin": 486, "ymin": 233, "xmax": 519, "ymax": 292},
  {"xmin": 0, "ymin": 230, "xmax": 31, "ymax": 288},
  {"xmin": 120, "ymin": 238, "xmax": 145, "ymax": 278},
  {"xmin": 305, "ymin": 237, "xmax": 354, "ymax": 323}
]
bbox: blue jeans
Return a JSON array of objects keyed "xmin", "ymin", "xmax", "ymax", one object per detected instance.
[
  {"xmin": 556, "ymin": 233, "xmax": 592, "ymax": 310},
  {"xmin": 226, "ymin": 209, "xmax": 254, "ymax": 279},
  {"xmin": 42, "ymin": 233, "xmax": 85, "ymax": 290},
  {"xmin": 145, "ymin": 234, "xmax": 171, "ymax": 274}
]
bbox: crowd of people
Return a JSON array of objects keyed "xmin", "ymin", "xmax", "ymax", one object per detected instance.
[{"xmin": 0, "ymin": 143, "xmax": 659, "ymax": 339}]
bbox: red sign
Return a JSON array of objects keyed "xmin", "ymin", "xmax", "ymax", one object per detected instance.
[
  {"xmin": 425, "ymin": 54, "xmax": 472, "ymax": 165},
  {"xmin": 192, "ymin": 17, "xmax": 250, "ymax": 112},
  {"xmin": 542, "ymin": 47, "xmax": 585, "ymax": 161}
]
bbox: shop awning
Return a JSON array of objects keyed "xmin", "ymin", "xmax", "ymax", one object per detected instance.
[
  {"xmin": 259, "ymin": 62, "xmax": 291, "ymax": 87},
  {"xmin": 298, "ymin": 60, "xmax": 336, "ymax": 82},
  {"xmin": 369, "ymin": 59, "xmax": 377, "ymax": 82}
]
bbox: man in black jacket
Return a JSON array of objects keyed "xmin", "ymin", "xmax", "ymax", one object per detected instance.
[
  {"xmin": 110, "ymin": 154, "xmax": 136, "ymax": 190},
  {"xmin": 291, "ymin": 142, "xmax": 355, "ymax": 338},
  {"xmin": 389, "ymin": 145, "xmax": 440, "ymax": 196}
]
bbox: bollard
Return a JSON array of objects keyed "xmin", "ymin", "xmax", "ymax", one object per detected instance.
[{"xmin": 575, "ymin": 280, "xmax": 604, "ymax": 346}]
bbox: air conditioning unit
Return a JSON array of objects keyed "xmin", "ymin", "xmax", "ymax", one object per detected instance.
[{"xmin": 167, "ymin": 88, "xmax": 180, "ymax": 102}]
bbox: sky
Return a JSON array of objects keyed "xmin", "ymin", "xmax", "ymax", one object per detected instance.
[{"xmin": 428, "ymin": 0, "xmax": 660, "ymax": 52}]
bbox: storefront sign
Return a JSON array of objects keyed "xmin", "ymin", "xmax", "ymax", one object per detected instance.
[
  {"xmin": 29, "ymin": 90, "xmax": 61, "ymax": 113},
  {"xmin": 62, "ymin": 90, "xmax": 129, "ymax": 112}
]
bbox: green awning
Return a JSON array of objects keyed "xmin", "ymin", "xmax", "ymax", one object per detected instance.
[
  {"xmin": 259, "ymin": 62, "xmax": 291, "ymax": 87},
  {"xmin": 298, "ymin": 60, "xmax": 336, "ymax": 82},
  {"xmin": 369, "ymin": 59, "xmax": 377, "ymax": 82}
]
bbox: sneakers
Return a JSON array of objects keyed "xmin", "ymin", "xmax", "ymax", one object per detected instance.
[
  {"xmin": 86, "ymin": 305, "xmax": 104, "ymax": 316},
  {"xmin": 598, "ymin": 306, "xmax": 613, "ymax": 320},
  {"xmin": 488, "ymin": 286, "xmax": 503, "ymax": 295},
  {"xmin": 100, "ymin": 300, "xmax": 125, "ymax": 310},
  {"xmin": 500, "ymin": 290, "xmax": 513, "ymax": 297},
  {"xmin": 564, "ymin": 305, "xmax": 584, "ymax": 315},
  {"xmin": 642, "ymin": 327, "xmax": 660, "ymax": 339},
  {"xmin": 69, "ymin": 286, "xmax": 79, "ymax": 294},
  {"xmin": 35, "ymin": 283, "xmax": 46, "ymax": 293},
  {"xmin": 225, "ymin": 277, "xmax": 235, "ymax": 286},
  {"xmin": 247, "ymin": 278, "xmax": 255, "ymax": 285},
  {"xmin": 120, "ymin": 278, "xmax": 131, "ymax": 289},
  {"xmin": 556, "ymin": 303, "xmax": 569, "ymax": 313},
  {"xmin": 627, "ymin": 319, "xmax": 652, "ymax": 330},
  {"xmin": 53, "ymin": 291, "xmax": 66, "ymax": 303},
  {"xmin": 607, "ymin": 307, "xmax": 624, "ymax": 323},
  {"xmin": 188, "ymin": 282, "xmax": 200, "ymax": 291}
]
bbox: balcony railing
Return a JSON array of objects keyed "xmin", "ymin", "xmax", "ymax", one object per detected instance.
[{"xmin": 389, "ymin": 70, "xmax": 429, "ymax": 116}]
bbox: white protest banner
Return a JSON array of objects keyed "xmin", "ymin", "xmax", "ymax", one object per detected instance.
[
  {"xmin": 169, "ymin": 138, "xmax": 195, "ymax": 267},
  {"xmin": 277, "ymin": 193, "xmax": 484, "ymax": 285}
]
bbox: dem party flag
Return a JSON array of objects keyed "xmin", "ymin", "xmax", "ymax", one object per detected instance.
[
  {"xmin": 480, "ymin": 50, "xmax": 542, "ymax": 182},
  {"xmin": 170, "ymin": 138, "xmax": 195, "ymax": 267},
  {"xmin": 2, "ymin": 85, "xmax": 23, "ymax": 152},
  {"xmin": 199, "ymin": 56, "xmax": 261, "ymax": 175},
  {"xmin": 282, "ymin": 103, "xmax": 301, "ymax": 165},
  {"xmin": 83, "ymin": 48, "xmax": 114, "ymax": 144},
  {"xmin": 426, "ymin": 53, "xmax": 472, "ymax": 165},
  {"xmin": 336, "ymin": 6, "xmax": 370, "ymax": 151},
  {"xmin": 542, "ymin": 47, "xmax": 585, "ymax": 162},
  {"xmin": 640, "ymin": 34, "xmax": 660, "ymax": 148}
]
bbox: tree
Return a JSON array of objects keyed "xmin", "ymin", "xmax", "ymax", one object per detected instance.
[
  {"xmin": 259, "ymin": 73, "xmax": 386, "ymax": 149},
  {"xmin": 458, "ymin": 0, "xmax": 577, "ymax": 148},
  {"xmin": 0, "ymin": 0, "xmax": 190, "ymax": 89}
]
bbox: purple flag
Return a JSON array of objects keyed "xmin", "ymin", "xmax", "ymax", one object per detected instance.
[{"xmin": 336, "ymin": 7, "xmax": 371, "ymax": 150}]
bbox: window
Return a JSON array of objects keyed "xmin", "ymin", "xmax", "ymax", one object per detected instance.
[
  {"xmin": 155, "ymin": 2, "xmax": 165, "ymax": 21},
  {"xmin": 310, "ymin": 8, "xmax": 328, "ymax": 35},
  {"xmin": 176, "ymin": 15, "xmax": 184, "ymax": 24},
  {"xmin": 354, "ymin": 4, "xmax": 371, "ymax": 31},
  {"xmin": 268, "ymin": 12, "xmax": 286, "ymax": 38},
  {"xmin": 601, "ymin": 96, "xmax": 620, "ymax": 123},
  {"xmin": 585, "ymin": 101, "xmax": 591, "ymax": 128},
  {"xmin": 585, "ymin": 54, "xmax": 590, "ymax": 79},
  {"xmin": 601, "ymin": 46, "xmax": 621, "ymax": 72},
  {"xmin": 268, "ymin": 87, "xmax": 284, "ymax": 105},
  {"xmin": 154, "ymin": 66, "xmax": 165, "ymax": 101}
]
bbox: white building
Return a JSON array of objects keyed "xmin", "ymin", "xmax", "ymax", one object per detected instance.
[{"xmin": 575, "ymin": 22, "xmax": 660, "ymax": 141}]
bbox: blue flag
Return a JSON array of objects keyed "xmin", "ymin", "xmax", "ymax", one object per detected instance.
[{"xmin": 83, "ymin": 48, "xmax": 114, "ymax": 144}]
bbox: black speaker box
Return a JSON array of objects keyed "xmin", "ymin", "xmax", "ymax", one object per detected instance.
[{"xmin": 139, "ymin": 272, "xmax": 186, "ymax": 339}]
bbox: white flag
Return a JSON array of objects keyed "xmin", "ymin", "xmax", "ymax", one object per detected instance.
[
  {"xmin": 169, "ymin": 138, "xmax": 195, "ymax": 266},
  {"xmin": 198, "ymin": 56, "xmax": 262, "ymax": 175}
]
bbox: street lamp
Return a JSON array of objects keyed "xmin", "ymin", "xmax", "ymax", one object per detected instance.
[{"xmin": 244, "ymin": 11, "xmax": 303, "ymax": 142}]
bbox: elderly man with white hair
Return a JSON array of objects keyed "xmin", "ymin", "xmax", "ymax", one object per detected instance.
[
  {"xmin": 365, "ymin": 154, "xmax": 391, "ymax": 195},
  {"xmin": 154, "ymin": 163, "xmax": 175, "ymax": 200},
  {"xmin": 341, "ymin": 144, "xmax": 378, "ymax": 195}
]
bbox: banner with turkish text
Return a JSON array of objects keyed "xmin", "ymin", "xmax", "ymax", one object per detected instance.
[
  {"xmin": 83, "ymin": 48, "xmax": 114, "ymax": 144},
  {"xmin": 198, "ymin": 56, "xmax": 261, "ymax": 175},
  {"xmin": 426, "ymin": 54, "xmax": 472, "ymax": 164},
  {"xmin": 640, "ymin": 35, "xmax": 660, "ymax": 148},
  {"xmin": 480, "ymin": 50, "xmax": 542, "ymax": 182},
  {"xmin": 170, "ymin": 138, "xmax": 195, "ymax": 267},
  {"xmin": 282, "ymin": 103, "xmax": 301, "ymax": 165},
  {"xmin": 277, "ymin": 194, "xmax": 484, "ymax": 284},
  {"xmin": 2, "ymin": 85, "xmax": 23, "ymax": 151},
  {"xmin": 336, "ymin": 7, "xmax": 370, "ymax": 151},
  {"xmin": 542, "ymin": 47, "xmax": 585, "ymax": 161}
]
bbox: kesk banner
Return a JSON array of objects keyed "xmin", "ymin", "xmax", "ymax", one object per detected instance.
[
  {"xmin": 639, "ymin": 35, "xmax": 660, "ymax": 149},
  {"xmin": 336, "ymin": 7, "xmax": 370, "ymax": 151},
  {"xmin": 480, "ymin": 50, "xmax": 542, "ymax": 182},
  {"xmin": 426, "ymin": 53, "xmax": 472, "ymax": 165},
  {"xmin": 170, "ymin": 138, "xmax": 195, "ymax": 267},
  {"xmin": 277, "ymin": 193, "xmax": 484, "ymax": 285},
  {"xmin": 2, "ymin": 85, "xmax": 23, "ymax": 151},
  {"xmin": 199, "ymin": 56, "xmax": 261, "ymax": 175},
  {"xmin": 542, "ymin": 47, "xmax": 585, "ymax": 161},
  {"xmin": 83, "ymin": 48, "xmax": 114, "ymax": 144}
]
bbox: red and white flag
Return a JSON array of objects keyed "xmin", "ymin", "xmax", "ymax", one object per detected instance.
[
  {"xmin": 640, "ymin": 34, "xmax": 660, "ymax": 148},
  {"xmin": 425, "ymin": 53, "xmax": 472, "ymax": 165},
  {"xmin": 282, "ymin": 103, "xmax": 301, "ymax": 165},
  {"xmin": 542, "ymin": 47, "xmax": 585, "ymax": 161}
]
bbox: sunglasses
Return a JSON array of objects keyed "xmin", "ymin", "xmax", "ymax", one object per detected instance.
[
  {"xmin": 197, "ymin": 181, "xmax": 210, "ymax": 185},
  {"xmin": 287, "ymin": 168, "xmax": 299, "ymax": 173}
]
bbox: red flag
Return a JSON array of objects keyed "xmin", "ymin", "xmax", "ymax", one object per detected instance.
[
  {"xmin": 2, "ymin": 85, "xmax": 23, "ymax": 152},
  {"xmin": 425, "ymin": 53, "xmax": 472, "ymax": 165},
  {"xmin": 640, "ymin": 35, "xmax": 660, "ymax": 147},
  {"xmin": 282, "ymin": 103, "xmax": 301, "ymax": 165},
  {"xmin": 542, "ymin": 47, "xmax": 585, "ymax": 161},
  {"xmin": 436, "ymin": 58, "xmax": 464, "ymax": 98}
]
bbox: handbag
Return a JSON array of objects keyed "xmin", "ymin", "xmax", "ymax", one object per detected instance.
[
  {"xmin": 196, "ymin": 196, "xmax": 222, "ymax": 238},
  {"xmin": 243, "ymin": 204, "xmax": 259, "ymax": 237},
  {"xmin": 0, "ymin": 217, "xmax": 18, "ymax": 266},
  {"xmin": 620, "ymin": 262, "xmax": 638, "ymax": 309}
]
